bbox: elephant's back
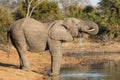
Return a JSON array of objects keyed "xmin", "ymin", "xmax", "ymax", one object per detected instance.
[
  {"xmin": 9, "ymin": 18, "xmax": 48, "ymax": 52},
  {"xmin": 23, "ymin": 18, "xmax": 47, "ymax": 31},
  {"xmin": 10, "ymin": 18, "xmax": 47, "ymax": 31}
]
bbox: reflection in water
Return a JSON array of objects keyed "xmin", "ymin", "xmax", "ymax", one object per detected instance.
[
  {"xmin": 60, "ymin": 73, "xmax": 105, "ymax": 80},
  {"xmin": 61, "ymin": 73, "xmax": 105, "ymax": 77},
  {"xmin": 58, "ymin": 61, "xmax": 120, "ymax": 80}
]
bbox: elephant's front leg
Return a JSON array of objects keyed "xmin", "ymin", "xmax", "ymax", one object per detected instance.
[{"xmin": 48, "ymin": 38, "xmax": 62, "ymax": 76}]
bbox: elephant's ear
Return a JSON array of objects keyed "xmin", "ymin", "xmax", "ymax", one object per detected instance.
[{"xmin": 48, "ymin": 25, "xmax": 73, "ymax": 42}]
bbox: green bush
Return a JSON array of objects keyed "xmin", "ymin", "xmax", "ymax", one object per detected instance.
[
  {"xmin": 14, "ymin": 1, "xmax": 62, "ymax": 22},
  {"xmin": 65, "ymin": 5, "xmax": 84, "ymax": 19},
  {"xmin": 98, "ymin": 0, "xmax": 120, "ymax": 40},
  {"xmin": 0, "ymin": 6, "xmax": 14, "ymax": 45},
  {"xmin": 32, "ymin": 1, "xmax": 62, "ymax": 22},
  {"xmin": 13, "ymin": 1, "xmax": 27, "ymax": 20},
  {"xmin": 65, "ymin": 4, "xmax": 120, "ymax": 41}
]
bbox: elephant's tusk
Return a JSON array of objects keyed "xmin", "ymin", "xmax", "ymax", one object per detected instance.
[{"xmin": 85, "ymin": 29, "xmax": 95, "ymax": 32}]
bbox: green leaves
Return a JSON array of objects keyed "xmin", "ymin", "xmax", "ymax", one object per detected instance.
[
  {"xmin": 98, "ymin": 0, "xmax": 120, "ymax": 39},
  {"xmin": 0, "ymin": 6, "xmax": 14, "ymax": 44},
  {"xmin": 14, "ymin": 0, "xmax": 62, "ymax": 22},
  {"xmin": 32, "ymin": 1, "xmax": 62, "ymax": 22}
]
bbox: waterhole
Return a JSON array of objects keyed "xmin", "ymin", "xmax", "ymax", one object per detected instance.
[{"xmin": 60, "ymin": 61, "xmax": 120, "ymax": 80}]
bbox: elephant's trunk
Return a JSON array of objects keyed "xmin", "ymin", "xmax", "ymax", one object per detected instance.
[{"xmin": 83, "ymin": 21, "xmax": 99, "ymax": 35}]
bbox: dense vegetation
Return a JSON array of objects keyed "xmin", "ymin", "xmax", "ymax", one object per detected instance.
[
  {"xmin": 0, "ymin": 0, "xmax": 120, "ymax": 46},
  {"xmin": 14, "ymin": 1, "xmax": 62, "ymax": 22},
  {"xmin": 0, "ymin": 6, "xmax": 14, "ymax": 45}
]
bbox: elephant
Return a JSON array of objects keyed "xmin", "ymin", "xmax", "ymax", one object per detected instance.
[{"xmin": 8, "ymin": 17, "xmax": 99, "ymax": 76}]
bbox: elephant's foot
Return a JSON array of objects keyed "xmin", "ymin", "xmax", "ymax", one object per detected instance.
[
  {"xmin": 20, "ymin": 66, "xmax": 31, "ymax": 71},
  {"xmin": 19, "ymin": 65, "xmax": 24, "ymax": 69},
  {"xmin": 23, "ymin": 68, "xmax": 31, "ymax": 71},
  {"xmin": 50, "ymin": 75, "xmax": 60, "ymax": 80}
]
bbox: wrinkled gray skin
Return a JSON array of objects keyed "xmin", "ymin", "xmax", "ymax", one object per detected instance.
[{"xmin": 8, "ymin": 17, "xmax": 99, "ymax": 76}]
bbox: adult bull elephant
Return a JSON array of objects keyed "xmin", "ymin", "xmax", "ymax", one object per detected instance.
[{"xmin": 8, "ymin": 17, "xmax": 99, "ymax": 76}]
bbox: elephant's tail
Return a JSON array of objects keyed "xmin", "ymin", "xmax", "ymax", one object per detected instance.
[{"xmin": 7, "ymin": 30, "xmax": 10, "ymax": 58}]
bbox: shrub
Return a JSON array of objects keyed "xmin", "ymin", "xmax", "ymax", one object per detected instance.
[
  {"xmin": 0, "ymin": 6, "xmax": 14, "ymax": 45},
  {"xmin": 13, "ymin": 1, "xmax": 62, "ymax": 22}
]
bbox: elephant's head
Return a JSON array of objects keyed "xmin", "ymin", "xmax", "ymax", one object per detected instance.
[
  {"xmin": 48, "ymin": 18, "xmax": 99, "ymax": 42},
  {"xmin": 62, "ymin": 18, "xmax": 80, "ymax": 37},
  {"xmin": 62, "ymin": 18, "xmax": 99, "ymax": 37}
]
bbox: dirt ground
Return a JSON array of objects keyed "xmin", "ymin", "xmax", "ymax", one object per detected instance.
[{"xmin": 0, "ymin": 39, "xmax": 120, "ymax": 80}]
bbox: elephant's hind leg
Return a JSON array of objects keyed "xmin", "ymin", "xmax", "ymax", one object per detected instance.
[{"xmin": 14, "ymin": 41, "xmax": 30, "ymax": 71}]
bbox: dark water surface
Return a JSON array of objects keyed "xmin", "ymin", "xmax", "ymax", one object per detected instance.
[{"xmin": 60, "ymin": 61, "xmax": 120, "ymax": 80}]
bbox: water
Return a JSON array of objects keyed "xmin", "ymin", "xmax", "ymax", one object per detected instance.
[{"xmin": 60, "ymin": 61, "xmax": 120, "ymax": 80}]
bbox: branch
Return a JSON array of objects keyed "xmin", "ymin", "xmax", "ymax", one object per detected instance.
[
  {"xmin": 26, "ymin": 0, "xmax": 34, "ymax": 18},
  {"xmin": 29, "ymin": 0, "xmax": 44, "ymax": 18}
]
